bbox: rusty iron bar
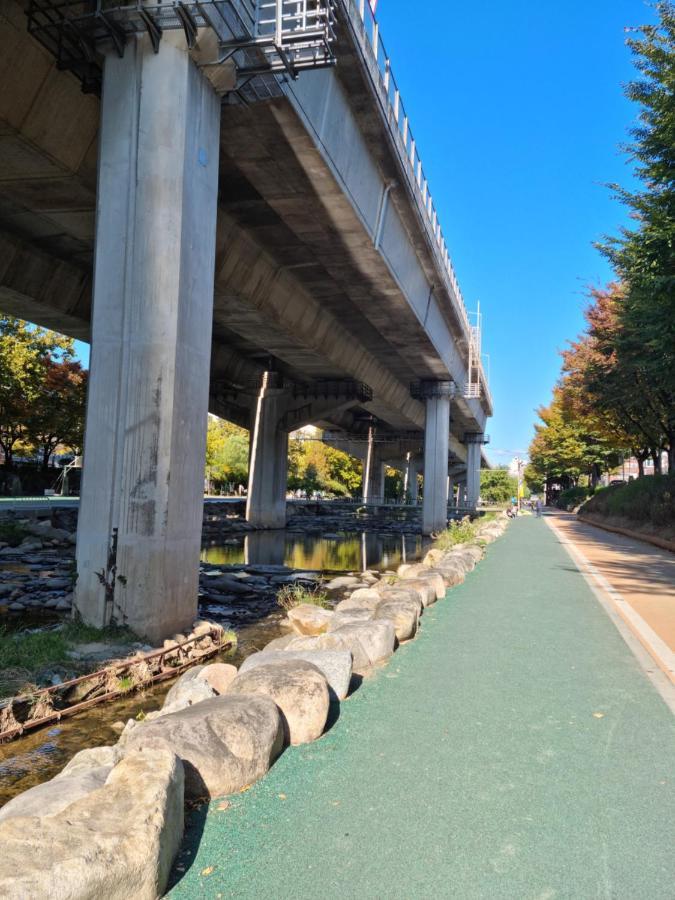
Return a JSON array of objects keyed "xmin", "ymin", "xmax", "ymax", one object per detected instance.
[{"xmin": 0, "ymin": 628, "xmax": 232, "ymax": 744}]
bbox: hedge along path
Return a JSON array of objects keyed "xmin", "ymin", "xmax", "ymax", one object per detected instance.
[{"xmin": 168, "ymin": 517, "xmax": 675, "ymax": 900}]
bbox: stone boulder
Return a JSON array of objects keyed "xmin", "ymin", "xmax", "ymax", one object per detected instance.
[
  {"xmin": 376, "ymin": 582, "xmax": 426, "ymax": 611},
  {"xmin": 286, "ymin": 632, "xmax": 370, "ymax": 673},
  {"xmin": 228, "ymin": 660, "xmax": 330, "ymax": 745},
  {"xmin": 330, "ymin": 620, "xmax": 396, "ymax": 668},
  {"xmin": 374, "ymin": 598, "xmax": 419, "ymax": 641},
  {"xmin": 433, "ymin": 559, "xmax": 466, "ymax": 586},
  {"xmin": 328, "ymin": 609, "xmax": 374, "ymax": 631},
  {"xmin": 398, "ymin": 565, "xmax": 446, "ymax": 599},
  {"xmin": 0, "ymin": 765, "xmax": 113, "ymax": 824},
  {"xmin": 335, "ymin": 589, "xmax": 381, "ymax": 614},
  {"xmin": 200, "ymin": 662, "xmax": 238, "ymax": 694},
  {"xmin": 157, "ymin": 666, "xmax": 216, "ymax": 717},
  {"xmin": 0, "ymin": 749, "xmax": 183, "ymax": 900},
  {"xmin": 324, "ymin": 575, "xmax": 360, "ymax": 591},
  {"xmin": 123, "ymin": 695, "xmax": 283, "ymax": 802},
  {"xmin": 240, "ymin": 649, "xmax": 352, "ymax": 701},
  {"xmin": 445, "ymin": 550, "xmax": 476, "ymax": 573},
  {"xmin": 287, "ymin": 604, "xmax": 334, "ymax": 636},
  {"xmin": 383, "ymin": 578, "xmax": 435, "ymax": 608},
  {"xmin": 264, "ymin": 633, "xmax": 297, "ymax": 651}
]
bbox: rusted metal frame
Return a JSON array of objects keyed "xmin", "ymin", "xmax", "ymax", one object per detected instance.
[{"xmin": 0, "ymin": 628, "xmax": 230, "ymax": 743}]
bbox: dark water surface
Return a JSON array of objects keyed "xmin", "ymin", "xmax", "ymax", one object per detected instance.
[{"xmin": 201, "ymin": 529, "xmax": 431, "ymax": 572}]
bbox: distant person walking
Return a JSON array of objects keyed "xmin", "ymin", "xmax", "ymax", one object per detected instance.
[{"xmin": 536, "ymin": 499, "xmax": 543, "ymax": 517}]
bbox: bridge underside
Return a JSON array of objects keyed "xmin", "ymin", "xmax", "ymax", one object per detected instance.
[{"xmin": 0, "ymin": 1, "xmax": 490, "ymax": 640}]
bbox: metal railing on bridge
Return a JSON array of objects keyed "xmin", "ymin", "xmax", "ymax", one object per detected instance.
[{"xmin": 340, "ymin": 0, "xmax": 492, "ymax": 409}]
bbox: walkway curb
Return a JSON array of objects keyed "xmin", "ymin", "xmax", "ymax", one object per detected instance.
[{"xmin": 546, "ymin": 516, "xmax": 675, "ymax": 709}]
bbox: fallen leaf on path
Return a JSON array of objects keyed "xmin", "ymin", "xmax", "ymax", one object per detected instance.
[
  {"xmin": 201, "ymin": 867, "xmax": 215, "ymax": 877},
  {"xmin": 592, "ymin": 712, "xmax": 605, "ymax": 719},
  {"xmin": 217, "ymin": 801, "xmax": 230, "ymax": 811},
  {"xmin": 278, "ymin": 793, "xmax": 287, "ymax": 800}
]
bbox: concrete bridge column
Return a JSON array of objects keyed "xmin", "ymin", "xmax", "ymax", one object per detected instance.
[
  {"xmin": 415, "ymin": 381, "xmax": 453, "ymax": 535},
  {"xmin": 465, "ymin": 435, "xmax": 483, "ymax": 512},
  {"xmin": 74, "ymin": 35, "xmax": 220, "ymax": 642},
  {"xmin": 247, "ymin": 373, "xmax": 289, "ymax": 529},
  {"xmin": 362, "ymin": 426, "xmax": 385, "ymax": 504},
  {"xmin": 404, "ymin": 453, "xmax": 419, "ymax": 503}
]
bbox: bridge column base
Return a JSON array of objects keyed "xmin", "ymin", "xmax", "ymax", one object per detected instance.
[
  {"xmin": 465, "ymin": 434, "xmax": 485, "ymax": 512},
  {"xmin": 74, "ymin": 35, "xmax": 220, "ymax": 643},
  {"xmin": 417, "ymin": 381, "xmax": 453, "ymax": 535}
]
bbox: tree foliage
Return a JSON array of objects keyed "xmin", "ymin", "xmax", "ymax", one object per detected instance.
[
  {"xmin": 479, "ymin": 468, "xmax": 518, "ymax": 503},
  {"xmin": 205, "ymin": 416, "xmax": 249, "ymax": 488},
  {"xmin": 0, "ymin": 316, "xmax": 87, "ymax": 468},
  {"xmin": 288, "ymin": 431, "xmax": 362, "ymax": 497},
  {"xmin": 595, "ymin": 2, "xmax": 675, "ymax": 467}
]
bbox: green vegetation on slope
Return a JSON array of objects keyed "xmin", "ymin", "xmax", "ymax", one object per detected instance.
[{"xmin": 580, "ymin": 474, "xmax": 675, "ymax": 531}]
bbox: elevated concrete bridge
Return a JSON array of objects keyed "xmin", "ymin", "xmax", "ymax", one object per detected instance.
[{"xmin": 0, "ymin": 0, "xmax": 492, "ymax": 639}]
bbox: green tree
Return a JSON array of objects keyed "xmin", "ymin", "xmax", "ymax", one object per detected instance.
[
  {"xmin": 0, "ymin": 316, "xmax": 81, "ymax": 467},
  {"xmin": 597, "ymin": 2, "xmax": 675, "ymax": 467},
  {"xmin": 205, "ymin": 416, "xmax": 249, "ymax": 490},
  {"xmin": 479, "ymin": 468, "xmax": 518, "ymax": 503}
]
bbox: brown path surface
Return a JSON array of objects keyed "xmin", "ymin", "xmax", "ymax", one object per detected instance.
[{"xmin": 547, "ymin": 511, "xmax": 675, "ymax": 658}]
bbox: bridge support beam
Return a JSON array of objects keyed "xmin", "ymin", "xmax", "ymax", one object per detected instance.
[
  {"xmin": 403, "ymin": 453, "xmax": 419, "ymax": 503},
  {"xmin": 415, "ymin": 381, "xmax": 453, "ymax": 535},
  {"xmin": 465, "ymin": 434, "xmax": 484, "ymax": 512},
  {"xmin": 74, "ymin": 35, "xmax": 220, "ymax": 642},
  {"xmin": 362, "ymin": 425, "xmax": 386, "ymax": 504},
  {"xmin": 247, "ymin": 374, "xmax": 290, "ymax": 529}
]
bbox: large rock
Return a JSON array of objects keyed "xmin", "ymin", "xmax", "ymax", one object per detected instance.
[
  {"xmin": 384, "ymin": 578, "xmax": 435, "ymax": 608},
  {"xmin": 398, "ymin": 566, "xmax": 446, "ymax": 599},
  {"xmin": 200, "ymin": 662, "xmax": 238, "ymax": 694},
  {"xmin": 240, "ymin": 649, "xmax": 353, "ymax": 701},
  {"xmin": 445, "ymin": 550, "xmax": 476, "ymax": 573},
  {"xmin": 287, "ymin": 604, "xmax": 334, "ymax": 636},
  {"xmin": 324, "ymin": 575, "xmax": 360, "ymax": 590},
  {"xmin": 374, "ymin": 598, "xmax": 419, "ymax": 641},
  {"xmin": 334, "ymin": 590, "xmax": 381, "ymax": 614},
  {"xmin": 433, "ymin": 559, "xmax": 466, "ymax": 586},
  {"xmin": 455, "ymin": 543, "xmax": 483, "ymax": 563},
  {"xmin": 286, "ymin": 632, "xmax": 370, "ymax": 673},
  {"xmin": 228, "ymin": 660, "xmax": 330, "ymax": 746},
  {"xmin": 0, "ymin": 749, "xmax": 184, "ymax": 900},
  {"xmin": 264, "ymin": 633, "xmax": 297, "ymax": 651},
  {"xmin": 123, "ymin": 695, "xmax": 283, "ymax": 801},
  {"xmin": 377, "ymin": 583, "xmax": 426, "ymax": 611},
  {"xmin": 158, "ymin": 666, "xmax": 216, "ymax": 716},
  {"xmin": 330, "ymin": 620, "xmax": 396, "ymax": 668},
  {"xmin": 328, "ymin": 609, "xmax": 374, "ymax": 631},
  {"xmin": 0, "ymin": 765, "xmax": 113, "ymax": 824}
]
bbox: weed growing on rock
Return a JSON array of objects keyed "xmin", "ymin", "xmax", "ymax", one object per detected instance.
[
  {"xmin": 433, "ymin": 520, "xmax": 477, "ymax": 550},
  {"xmin": 276, "ymin": 583, "xmax": 330, "ymax": 611}
]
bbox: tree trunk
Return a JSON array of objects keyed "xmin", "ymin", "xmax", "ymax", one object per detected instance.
[
  {"xmin": 652, "ymin": 452, "xmax": 662, "ymax": 475},
  {"xmin": 637, "ymin": 457, "xmax": 645, "ymax": 478},
  {"xmin": 668, "ymin": 444, "xmax": 674, "ymax": 475},
  {"xmin": 41, "ymin": 446, "xmax": 51, "ymax": 471}
]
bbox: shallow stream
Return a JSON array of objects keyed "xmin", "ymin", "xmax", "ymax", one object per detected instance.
[{"xmin": 0, "ymin": 529, "xmax": 430, "ymax": 806}]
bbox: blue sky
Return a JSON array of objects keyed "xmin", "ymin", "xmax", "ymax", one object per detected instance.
[
  {"xmin": 376, "ymin": 0, "xmax": 653, "ymax": 465},
  {"xmin": 75, "ymin": 2, "xmax": 652, "ymax": 464}
]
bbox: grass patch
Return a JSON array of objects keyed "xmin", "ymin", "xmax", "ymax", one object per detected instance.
[
  {"xmin": 0, "ymin": 523, "xmax": 30, "ymax": 547},
  {"xmin": 276, "ymin": 583, "xmax": 330, "ymax": 612},
  {"xmin": 581, "ymin": 474, "xmax": 675, "ymax": 529},
  {"xmin": 0, "ymin": 620, "xmax": 139, "ymax": 697},
  {"xmin": 433, "ymin": 520, "xmax": 478, "ymax": 551}
]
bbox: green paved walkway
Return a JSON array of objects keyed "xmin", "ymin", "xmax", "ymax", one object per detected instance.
[{"xmin": 169, "ymin": 517, "xmax": 675, "ymax": 900}]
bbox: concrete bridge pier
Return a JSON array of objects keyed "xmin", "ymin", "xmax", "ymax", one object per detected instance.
[
  {"xmin": 416, "ymin": 381, "xmax": 453, "ymax": 535},
  {"xmin": 362, "ymin": 426, "xmax": 386, "ymax": 504},
  {"xmin": 246, "ymin": 373, "xmax": 290, "ymax": 530},
  {"xmin": 403, "ymin": 453, "xmax": 420, "ymax": 503},
  {"xmin": 465, "ymin": 434, "xmax": 484, "ymax": 511},
  {"xmin": 74, "ymin": 35, "xmax": 221, "ymax": 642}
]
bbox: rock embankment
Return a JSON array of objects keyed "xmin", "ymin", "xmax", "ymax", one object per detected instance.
[{"xmin": 0, "ymin": 514, "xmax": 508, "ymax": 900}]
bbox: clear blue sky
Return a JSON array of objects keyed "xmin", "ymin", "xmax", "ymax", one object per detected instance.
[
  {"xmin": 75, "ymin": 2, "xmax": 652, "ymax": 463},
  {"xmin": 376, "ymin": 0, "xmax": 653, "ymax": 465}
]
